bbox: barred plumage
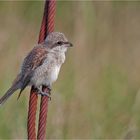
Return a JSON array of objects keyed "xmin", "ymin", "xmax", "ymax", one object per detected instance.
[{"xmin": 0, "ymin": 32, "xmax": 73, "ymax": 105}]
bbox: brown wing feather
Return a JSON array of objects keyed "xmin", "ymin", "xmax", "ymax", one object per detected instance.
[
  {"xmin": 0, "ymin": 45, "xmax": 49, "ymax": 104},
  {"xmin": 18, "ymin": 46, "xmax": 48, "ymax": 96},
  {"xmin": 21, "ymin": 46, "xmax": 48, "ymax": 74}
]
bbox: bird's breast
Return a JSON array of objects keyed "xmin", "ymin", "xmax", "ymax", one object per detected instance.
[
  {"xmin": 31, "ymin": 52, "xmax": 65, "ymax": 87},
  {"xmin": 48, "ymin": 65, "xmax": 61, "ymax": 83}
]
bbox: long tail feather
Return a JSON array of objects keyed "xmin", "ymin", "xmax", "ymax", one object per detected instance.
[
  {"xmin": 0, "ymin": 80, "xmax": 21, "ymax": 105},
  {"xmin": 17, "ymin": 72, "xmax": 32, "ymax": 100}
]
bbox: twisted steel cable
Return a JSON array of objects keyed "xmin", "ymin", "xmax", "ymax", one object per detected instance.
[
  {"xmin": 37, "ymin": 1, "xmax": 56, "ymax": 139},
  {"xmin": 27, "ymin": 87, "xmax": 38, "ymax": 139},
  {"xmin": 27, "ymin": 0, "xmax": 56, "ymax": 139}
]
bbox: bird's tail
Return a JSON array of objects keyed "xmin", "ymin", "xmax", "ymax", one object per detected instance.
[{"xmin": 0, "ymin": 75, "xmax": 22, "ymax": 105}]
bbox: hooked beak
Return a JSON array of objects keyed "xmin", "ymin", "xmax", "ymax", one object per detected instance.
[{"xmin": 64, "ymin": 42, "xmax": 73, "ymax": 47}]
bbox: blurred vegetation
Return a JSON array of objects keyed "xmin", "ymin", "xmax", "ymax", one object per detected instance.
[{"xmin": 0, "ymin": 1, "xmax": 140, "ymax": 139}]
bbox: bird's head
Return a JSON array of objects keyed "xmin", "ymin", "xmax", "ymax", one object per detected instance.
[{"xmin": 44, "ymin": 32, "xmax": 73, "ymax": 53}]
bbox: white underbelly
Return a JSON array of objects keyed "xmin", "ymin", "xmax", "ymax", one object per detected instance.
[
  {"xmin": 31, "ymin": 65, "xmax": 61, "ymax": 86},
  {"xmin": 49, "ymin": 65, "xmax": 61, "ymax": 84}
]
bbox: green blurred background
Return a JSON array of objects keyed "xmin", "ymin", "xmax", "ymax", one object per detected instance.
[{"xmin": 0, "ymin": 1, "xmax": 140, "ymax": 139}]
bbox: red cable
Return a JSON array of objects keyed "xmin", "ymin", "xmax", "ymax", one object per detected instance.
[
  {"xmin": 27, "ymin": 87, "xmax": 38, "ymax": 139},
  {"xmin": 37, "ymin": 1, "xmax": 56, "ymax": 139},
  {"xmin": 27, "ymin": 0, "xmax": 56, "ymax": 139}
]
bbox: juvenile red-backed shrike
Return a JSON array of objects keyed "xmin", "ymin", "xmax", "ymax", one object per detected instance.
[{"xmin": 0, "ymin": 32, "xmax": 73, "ymax": 105}]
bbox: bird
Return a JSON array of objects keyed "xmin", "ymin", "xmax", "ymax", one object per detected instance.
[{"xmin": 0, "ymin": 32, "xmax": 73, "ymax": 105}]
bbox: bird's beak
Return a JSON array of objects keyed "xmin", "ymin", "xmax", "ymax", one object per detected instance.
[{"xmin": 64, "ymin": 42, "xmax": 73, "ymax": 47}]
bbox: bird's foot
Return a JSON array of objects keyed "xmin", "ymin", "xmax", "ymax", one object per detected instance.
[
  {"xmin": 38, "ymin": 91, "xmax": 51, "ymax": 100},
  {"xmin": 46, "ymin": 85, "xmax": 51, "ymax": 92},
  {"xmin": 37, "ymin": 86, "xmax": 51, "ymax": 100}
]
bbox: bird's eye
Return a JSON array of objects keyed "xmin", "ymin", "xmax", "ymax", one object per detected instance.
[{"xmin": 57, "ymin": 41, "xmax": 63, "ymax": 45}]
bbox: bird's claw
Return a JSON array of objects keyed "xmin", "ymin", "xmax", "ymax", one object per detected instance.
[
  {"xmin": 46, "ymin": 85, "xmax": 51, "ymax": 92},
  {"xmin": 38, "ymin": 91, "xmax": 51, "ymax": 100},
  {"xmin": 36, "ymin": 86, "xmax": 51, "ymax": 100}
]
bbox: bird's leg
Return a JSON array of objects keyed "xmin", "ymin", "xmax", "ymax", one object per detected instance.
[
  {"xmin": 43, "ymin": 84, "xmax": 52, "ymax": 100},
  {"xmin": 47, "ymin": 84, "xmax": 52, "ymax": 93},
  {"xmin": 36, "ymin": 86, "xmax": 51, "ymax": 100}
]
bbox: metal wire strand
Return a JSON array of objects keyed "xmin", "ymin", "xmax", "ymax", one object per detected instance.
[
  {"xmin": 37, "ymin": 1, "xmax": 56, "ymax": 139},
  {"xmin": 27, "ymin": 0, "xmax": 56, "ymax": 139},
  {"xmin": 27, "ymin": 87, "xmax": 38, "ymax": 139}
]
